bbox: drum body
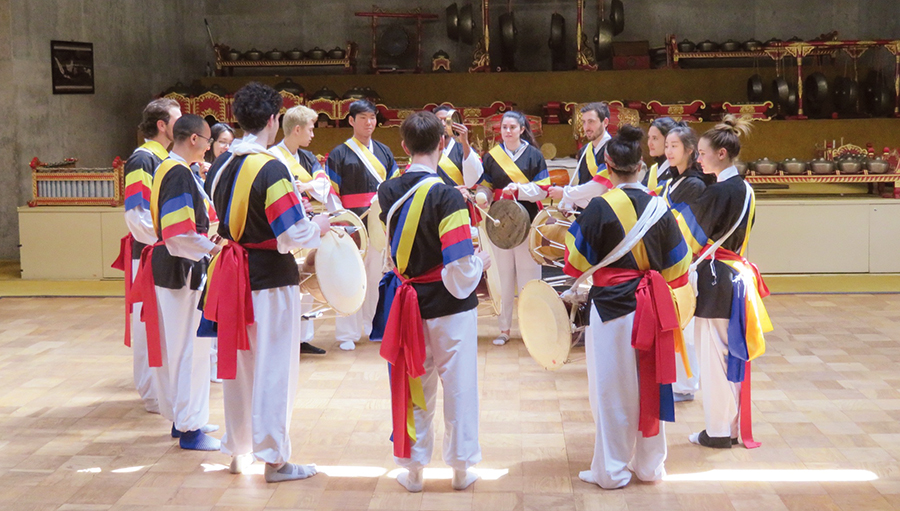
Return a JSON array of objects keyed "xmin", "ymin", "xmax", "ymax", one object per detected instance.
[{"xmin": 528, "ymin": 207, "xmax": 573, "ymax": 267}]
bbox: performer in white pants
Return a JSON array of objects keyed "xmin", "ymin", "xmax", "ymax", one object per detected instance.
[
  {"xmin": 324, "ymin": 100, "xmax": 399, "ymax": 351},
  {"xmin": 475, "ymin": 111, "xmax": 549, "ymax": 345},
  {"xmin": 204, "ymin": 82, "xmax": 330, "ymax": 482},
  {"xmin": 563, "ymin": 125, "xmax": 692, "ymax": 489},
  {"xmin": 118, "ymin": 98, "xmax": 182, "ymax": 413},
  {"xmin": 138, "ymin": 114, "xmax": 221, "ymax": 450},
  {"xmin": 377, "ymin": 111, "xmax": 487, "ymax": 492}
]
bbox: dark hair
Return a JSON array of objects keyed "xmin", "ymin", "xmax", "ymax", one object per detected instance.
[
  {"xmin": 172, "ymin": 114, "xmax": 208, "ymax": 143},
  {"xmin": 700, "ymin": 114, "xmax": 752, "ymax": 160},
  {"xmin": 649, "ymin": 117, "xmax": 678, "ymax": 138},
  {"xmin": 204, "ymin": 123, "xmax": 235, "ymax": 163},
  {"xmin": 580, "ymin": 102, "xmax": 610, "ymax": 122},
  {"xmin": 432, "ymin": 105, "xmax": 453, "ymax": 114},
  {"xmin": 666, "ymin": 125, "xmax": 699, "ymax": 168},
  {"xmin": 139, "ymin": 98, "xmax": 180, "ymax": 139},
  {"xmin": 501, "ymin": 111, "xmax": 537, "ymax": 146},
  {"xmin": 400, "ymin": 112, "xmax": 443, "ymax": 156},
  {"xmin": 606, "ymin": 125, "xmax": 644, "ymax": 175},
  {"xmin": 349, "ymin": 99, "xmax": 378, "ymax": 118},
  {"xmin": 232, "ymin": 82, "xmax": 283, "ymax": 133}
]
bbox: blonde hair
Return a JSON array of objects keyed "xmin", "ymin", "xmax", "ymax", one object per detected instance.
[
  {"xmin": 282, "ymin": 105, "xmax": 317, "ymax": 134},
  {"xmin": 701, "ymin": 114, "xmax": 752, "ymax": 160}
]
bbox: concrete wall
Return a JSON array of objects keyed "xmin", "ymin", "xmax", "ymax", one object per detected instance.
[
  {"xmin": 0, "ymin": 0, "xmax": 209, "ymax": 259},
  {"xmin": 204, "ymin": 0, "xmax": 900, "ymax": 74}
]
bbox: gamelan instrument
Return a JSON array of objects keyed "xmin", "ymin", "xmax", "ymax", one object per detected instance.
[
  {"xmin": 484, "ymin": 198, "xmax": 530, "ymax": 249},
  {"xmin": 294, "ymin": 209, "xmax": 368, "ymax": 316},
  {"xmin": 528, "ymin": 206, "xmax": 575, "ymax": 268}
]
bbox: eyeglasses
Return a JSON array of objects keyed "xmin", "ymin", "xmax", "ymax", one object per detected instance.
[{"xmin": 196, "ymin": 134, "xmax": 214, "ymax": 146}]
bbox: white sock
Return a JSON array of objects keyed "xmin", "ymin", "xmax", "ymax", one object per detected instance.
[
  {"xmin": 397, "ymin": 468, "xmax": 423, "ymax": 493},
  {"xmin": 579, "ymin": 470, "xmax": 597, "ymax": 485},
  {"xmin": 688, "ymin": 432, "xmax": 701, "ymax": 445},
  {"xmin": 264, "ymin": 462, "xmax": 317, "ymax": 483},
  {"xmin": 452, "ymin": 468, "xmax": 479, "ymax": 490},
  {"xmin": 339, "ymin": 341, "xmax": 356, "ymax": 351},
  {"xmin": 229, "ymin": 453, "xmax": 253, "ymax": 474}
]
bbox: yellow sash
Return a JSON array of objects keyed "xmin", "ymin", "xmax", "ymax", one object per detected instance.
[
  {"xmin": 488, "ymin": 144, "xmax": 530, "ymax": 184},
  {"xmin": 139, "ymin": 140, "xmax": 169, "ymax": 161},
  {"xmin": 721, "ymin": 258, "xmax": 771, "ymax": 361},
  {"xmin": 228, "ymin": 153, "xmax": 275, "ymax": 242},
  {"xmin": 585, "ymin": 141, "xmax": 600, "ymax": 177},
  {"xmin": 149, "ymin": 159, "xmax": 181, "ymax": 236},
  {"xmin": 438, "ymin": 153, "xmax": 464, "ymax": 185},
  {"xmin": 345, "ymin": 137, "xmax": 386, "ymax": 181},
  {"xmin": 274, "ymin": 145, "xmax": 313, "ymax": 182},
  {"xmin": 393, "ymin": 178, "xmax": 444, "ymax": 275}
]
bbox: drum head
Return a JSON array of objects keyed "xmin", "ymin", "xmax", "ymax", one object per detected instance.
[
  {"xmin": 476, "ymin": 225, "xmax": 502, "ymax": 316},
  {"xmin": 367, "ymin": 197, "xmax": 386, "ymax": 253},
  {"xmin": 528, "ymin": 207, "xmax": 571, "ymax": 267},
  {"xmin": 315, "ymin": 230, "xmax": 367, "ymax": 315},
  {"xmin": 485, "ymin": 199, "xmax": 530, "ymax": 249},
  {"xmin": 519, "ymin": 280, "xmax": 572, "ymax": 371},
  {"xmin": 331, "ymin": 209, "xmax": 368, "ymax": 259},
  {"xmin": 298, "ymin": 249, "xmax": 326, "ymax": 303}
]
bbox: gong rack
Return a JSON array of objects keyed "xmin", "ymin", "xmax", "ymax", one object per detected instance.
[
  {"xmin": 354, "ymin": 6, "xmax": 439, "ymax": 74},
  {"xmin": 668, "ymin": 36, "xmax": 900, "ymax": 119}
]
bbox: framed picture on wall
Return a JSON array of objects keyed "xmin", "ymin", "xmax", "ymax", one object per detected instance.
[{"xmin": 51, "ymin": 40, "xmax": 94, "ymax": 94}]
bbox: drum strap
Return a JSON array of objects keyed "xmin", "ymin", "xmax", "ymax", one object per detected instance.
[{"xmin": 489, "ymin": 144, "xmax": 530, "ymax": 184}]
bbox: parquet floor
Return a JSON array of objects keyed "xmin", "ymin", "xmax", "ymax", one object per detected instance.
[{"xmin": 1, "ymin": 293, "xmax": 900, "ymax": 510}]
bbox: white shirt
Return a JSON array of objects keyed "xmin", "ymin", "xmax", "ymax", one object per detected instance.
[
  {"xmin": 559, "ymin": 133, "xmax": 611, "ymax": 211},
  {"xmin": 717, "ymin": 165, "xmax": 739, "ymax": 182}
]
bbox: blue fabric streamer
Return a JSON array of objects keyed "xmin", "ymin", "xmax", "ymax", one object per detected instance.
[
  {"xmin": 196, "ymin": 316, "xmax": 217, "ymax": 338},
  {"xmin": 370, "ymin": 271, "xmax": 400, "ymax": 341},
  {"xmin": 726, "ymin": 272, "xmax": 748, "ymax": 383},
  {"xmin": 659, "ymin": 383, "xmax": 675, "ymax": 422}
]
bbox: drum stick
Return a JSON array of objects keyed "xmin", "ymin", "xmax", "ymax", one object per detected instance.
[{"xmin": 468, "ymin": 198, "xmax": 501, "ymax": 226}]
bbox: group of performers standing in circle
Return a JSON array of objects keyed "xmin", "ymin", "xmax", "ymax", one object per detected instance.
[{"xmin": 117, "ymin": 82, "xmax": 771, "ymax": 491}]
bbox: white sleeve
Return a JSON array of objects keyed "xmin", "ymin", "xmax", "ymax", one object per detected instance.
[
  {"xmin": 561, "ymin": 180, "xmax": 609, "ymax": 210},
  {"xmin": 441, "ymin": 254, "xmax": 483, "ymax": 300},
  {"xmin": 276, "ymin": 217, "xmax": 321, "ymax": 253},
  {"xmin": 124, "ymin": 207, "xmax": 158, "ymax": 245},
  {"xmin": 516, "ymin": 182, "xmax": 548, "ymax": 202},
  {"xmin": 165, "ymin": 232, "xmax": 216, "ymax": 261},
  {"xmin": 462, "ymin": 152, "xmax": 484, "ymax": 188},
  {"xmin": 307, "ymin": 175, "xmax": 332, "ymax": 204},
  {"xmin": 326, "ymin": 193, "xmax": 343, "ymax": 212}
]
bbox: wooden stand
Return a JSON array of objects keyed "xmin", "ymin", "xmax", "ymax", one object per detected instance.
[{"xmin": 355, "ymin": 7, "xmax": 438, "ymax": 74}]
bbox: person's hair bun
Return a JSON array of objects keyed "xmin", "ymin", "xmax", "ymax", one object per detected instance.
[
  {"xmin": 616, "ymin": 124, "xmax": 643, "ymax": 143},
  {"xmin": 717, "ymin": 114, "xmax": 752, "ymax": 138}
]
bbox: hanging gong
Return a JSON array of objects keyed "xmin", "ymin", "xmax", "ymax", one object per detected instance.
[
  {"xmin": 485, "ymin": 199, "xmax": 530, "ymax": 249},
  {"xmin": 380, "ymin": 24, "xmax": 410, "ymax": 58},
  {"xmin": 446, "ymin": 3, "xmax": 459, "ymax": 41}
]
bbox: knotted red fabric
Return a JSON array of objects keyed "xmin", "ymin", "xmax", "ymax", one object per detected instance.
[
  {"xmin": 705, "ymin": 246, "xmax": 766, "ymax": 449},
  {"xmin": 466, "ymin": 200, "xmax": 483, "ymax": 226},
  {"xmin": 111, "ymin": 233, "xmax": 135, "ymax": 347},
  {"xmin": 380, "ymin": 265, "xmax": 444, "ymax": 458},
  {"xmin": 130, "ymin": 242, "xmax": 165, "ymax": 368},
  {"xmin": 203, "ymin": 239, "xmax": 276, "ymax": 380},
  {"xmin": 593, "ymin": 268, "xmax": 679, "ymax": 437}
]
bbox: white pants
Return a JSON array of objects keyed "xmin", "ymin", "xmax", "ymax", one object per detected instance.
[
  {"xmin": 153, "ymin": 285, "xmax": 211, "ymax": 432},
  {"xmin": 335, "ymin": 246, "xmax": 383, "ymax": 343},
  {"xmin": 300, "ymin": 293, "xmax": 315, "ymax": 343},
  {"xmin": 695, "ymin": 318, "xmax": 741, "ymax": 438},
  {"xmin": 210, "ymin": 338, "xmax": 218, "ymax": 379},
  {"xmin": 395, "ymin": 309, "xmax": 481, "ymax": 471},
  {"xmin": 222, "ymin": 286, "xmax": 302, "ymax": 464},
  {"xmin": 585, "ymin": 306, "xmax": 666, "ymax": 489},
  {"xmin": 131, "ymin": 260, "xmax": 159, "ymax": 412},
  {"xmin": 494, "ymin": 241, "xmax": 541, "ymax": 332},
  {"xmin": 672, "ymin": 318, "xmax": 700, "ymax": 395}
]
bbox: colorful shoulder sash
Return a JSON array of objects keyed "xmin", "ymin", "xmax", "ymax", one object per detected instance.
[
  {"xmin": 488, "ymin": 144, "xmax": 530, "ymax": 184},
  {"xmin": 345, "ymin": 137, "xmax": 387, "ymax": 182},
  {"xmin": 227, "ymin": 153, "xmax": 276, "ymax": 242},
  {"xmin": 601, "ymin": 188, "xmax": 651, "ymax": 270},
  {"xmin": 274, "ymin": 145, "xmax": 313, "ymax": 183},
  {"xmin": 389, "ymin": 177, "xmax": 445, "ymax": 276},
  {"xmin": 438, "ymin": 147, "xmax": 464, "ymax": 186},
  {"xmin": 149, "ymin": 159, "xmax": 183, "ymax": 237},
  {"xmin": 135, "ymin": 140, "xmax": 169, "ymax": 161}
]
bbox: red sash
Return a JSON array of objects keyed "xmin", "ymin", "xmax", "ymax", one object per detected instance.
[
  {"xmin": 593, "ymin": 267, "xmax": 679, "ymax": 438},
  {"xmin": 131, "ymin": 241, "xmax": 165, "ymax": 368},
  {"xmin": 380, "ymin": 265, "xmax": 444, "ymax": 458},
  {"xmin": 111, "ymin": 233, "xmax": 135, "ymax": 347},
  {"xmin": 704, "ymin": 246, "xmax": 767, "ymax": 449},
  {"xmin": 341, "ymin": 192, "xmax": 376, "ymax": 209},
  {"xmin": 203, "ymin": 238, "xmax": 276, "ymax": 379}
]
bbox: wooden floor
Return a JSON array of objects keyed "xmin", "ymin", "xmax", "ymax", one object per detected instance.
[{"xmin": 1, "ymin": 294, "xmax": 899, "ymax": 510}]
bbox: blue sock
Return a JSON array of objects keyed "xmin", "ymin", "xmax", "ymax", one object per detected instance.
[
  {"xmin": 171, "ymin": 424, "xmax": 181, "ymax": 438},
  {"xmin": 179, "ymin": 429, "xmax": 221, "ymax": 451}
]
